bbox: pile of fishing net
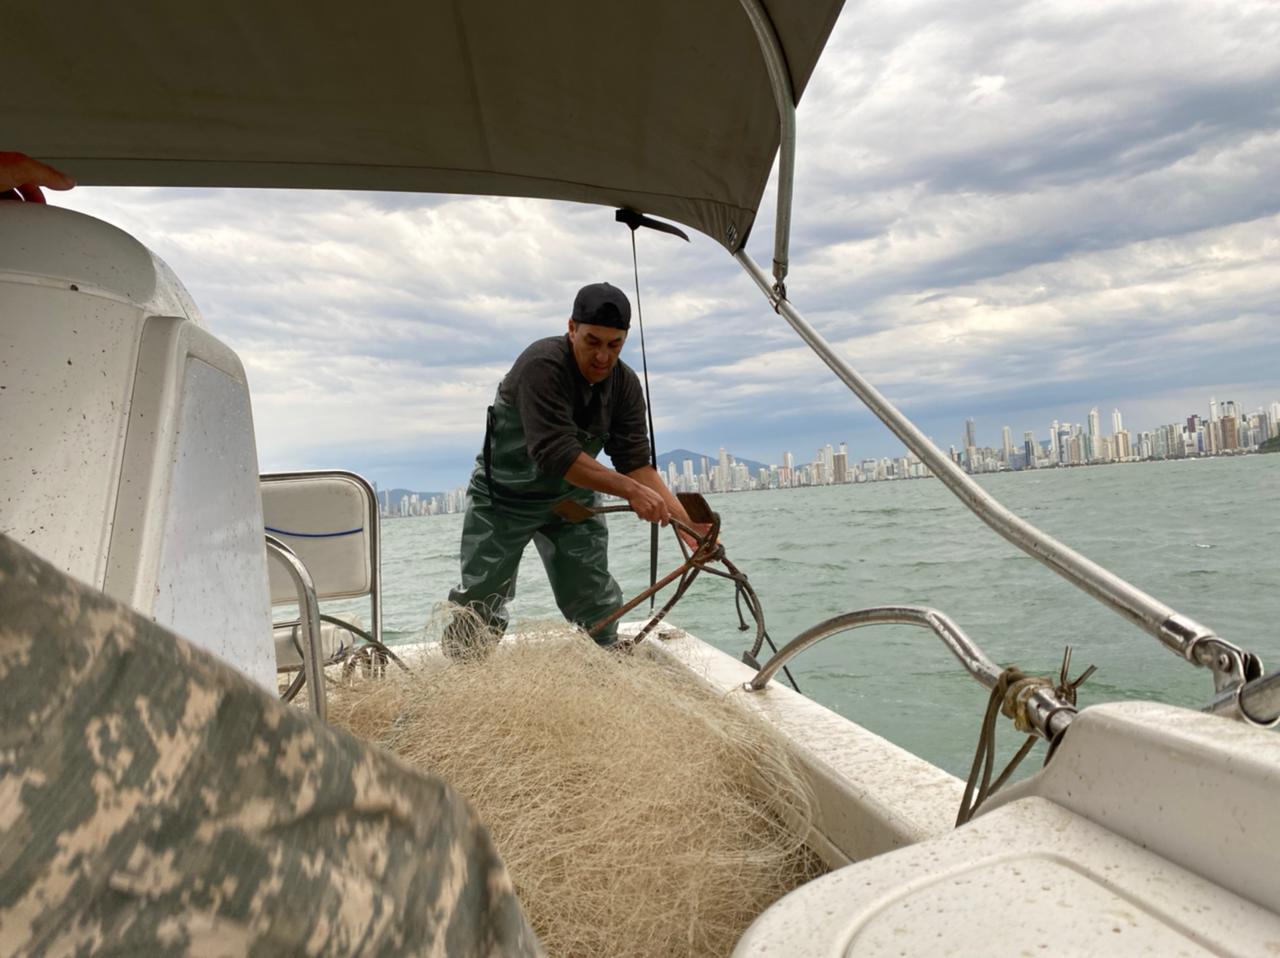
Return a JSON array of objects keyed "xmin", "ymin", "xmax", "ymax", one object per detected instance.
[{"xmin": 328, "ymin": 615, "xmax": 823, "ymax": 957}]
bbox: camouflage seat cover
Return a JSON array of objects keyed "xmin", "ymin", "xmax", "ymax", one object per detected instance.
[{"xmin": 0, "ymin": 534, "xmax": 543, "ymax": 957}]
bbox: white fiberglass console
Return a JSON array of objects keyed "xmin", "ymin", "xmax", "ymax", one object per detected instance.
[{"xmin": 0, "ymin": 203, "xmax": 274, "ymax": 688}]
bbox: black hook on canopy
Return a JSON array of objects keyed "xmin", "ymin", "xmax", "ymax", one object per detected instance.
[{"xmin": 615, "ymin": 208, "xmax": 690, "ymax": 242}]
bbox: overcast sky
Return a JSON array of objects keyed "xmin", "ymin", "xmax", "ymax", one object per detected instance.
[{"xmin": 57, "ymin": 0, "xmax": 1280, "ymax": 492}]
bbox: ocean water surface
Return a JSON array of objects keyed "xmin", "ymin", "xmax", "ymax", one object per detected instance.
[{"xmin": 350, "ymin": 454, "xmax": 1279, "ymax": 778}]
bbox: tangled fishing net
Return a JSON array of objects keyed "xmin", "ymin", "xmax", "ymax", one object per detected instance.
[{"xmin": 328, "ymin": 611, "xmax": 823, "ymax": 957}]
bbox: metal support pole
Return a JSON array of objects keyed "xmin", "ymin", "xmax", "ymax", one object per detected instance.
[
  {"xmin": 737, "ymin": 0, "xmax": 796, "ymax": 289},
  {"xmin": 1206, "ymin": 670, "xmax": 1280, "ymax": 728},
  {"xmin": 733, "ymin": 249, "xmax": 1257, "ymax": 706},
  {"xmin": 266, "ymin": 534, "xmax": 327, "ymax": 720}
]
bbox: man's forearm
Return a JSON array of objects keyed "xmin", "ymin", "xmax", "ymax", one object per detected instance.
[
  {"xmin": 563, "ymin": 453, "xmax": 642, "ymax": 500},
  {"xmin": 561, "ymin": 458, "xmax": 672, "ymax": 525}
]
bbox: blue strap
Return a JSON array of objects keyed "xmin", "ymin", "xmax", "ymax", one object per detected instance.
[{"xmin": 265, "ymin": 526, "xmax": 362, "ymax": 539}]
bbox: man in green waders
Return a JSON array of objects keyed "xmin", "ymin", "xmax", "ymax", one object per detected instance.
[{"xmin": 445, "ymin": 282, "xmax": 705, "ymax": 655}]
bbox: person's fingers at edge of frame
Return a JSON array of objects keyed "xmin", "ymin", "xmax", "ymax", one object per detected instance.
[
  {"xmin": 0, "ymin": 151, "xmax": 76, "ymax": 192},
  {"xmin": 16, "ymin": 183, "xmax": 47, "ymax": 203}
]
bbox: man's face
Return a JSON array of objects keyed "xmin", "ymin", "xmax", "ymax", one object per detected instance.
[{"xmin": 568, "ymin": 320, "xmax": 627, "ymax": 384}]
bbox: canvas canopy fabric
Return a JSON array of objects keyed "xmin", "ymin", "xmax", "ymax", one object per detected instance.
[{"xmin": 5, "ymin": 0, "xmax": 843, "ymax": 251}]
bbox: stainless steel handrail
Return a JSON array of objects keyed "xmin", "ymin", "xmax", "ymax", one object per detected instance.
[
  {"xmin": 745, "ymin": 605, "xmax": 1078, "ymax": 742},
  {"xmin": 737, "ymin": 0, "xmax": 795, "ymax": 289},
  {"xmin": 265, "ymin": 534, "xmax": 327, "ymax": 720},
  {"xmin": 733, "ymin": 248, "xmax": 1264, "ymax": 715},
  {"xmin": 746, "ymin": 605, "xmax": 1001, "ymax": 691}
]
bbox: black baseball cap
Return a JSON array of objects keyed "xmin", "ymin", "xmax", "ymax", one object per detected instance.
[{"xmin": 571, "ymin": 282, "xmax": 631, "ymax": 330}]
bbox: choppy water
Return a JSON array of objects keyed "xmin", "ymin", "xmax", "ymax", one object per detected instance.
[{"xmin": 353, "ymin": 455, "xmax": 1280, "ymax": 778}]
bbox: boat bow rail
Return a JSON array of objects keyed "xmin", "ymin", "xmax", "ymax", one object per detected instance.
[{"xmin": 741, "ymin": 605, "xmax": 1095, "ymax": 823}]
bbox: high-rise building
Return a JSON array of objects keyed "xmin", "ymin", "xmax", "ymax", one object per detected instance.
[
  {"xmin": 964, "ymin": 418, "xmax": 977, "ymax": 451},
  {"xmin": 1115, "ymin": 430, "xmax": 1131, "ymax": 460},
  {"xmin": 833, "ymin": 452, "xmax": 848, "ymax": 484},
  {"xmin": 1023, "ymin": 431, "xmax": 1038, "ymax": 469},
  {"xmin": 1000, "ymin": 426, "xmax": 1013, "ymax": 465},
  {"xmin": 1206, "ymin": 420, "xmax": 1221, "ymax": 454},
  {"xmin": 1221, "ymin": 416, "xmax": 1239, "ymax": 451},
  {"xmin": 1209, "ymin": 397, "xmax": 1219, "ymax": 422},
  {"xmin": 1087, "ymin": 408, "xmax": 1101, "ymax": 462},
  {"xmin": 1112, "ymin": 408, "xmax": 1123, "ymax": 436},
  {"xmin": 1068, "ymin": 433, "xmax": 1083, "ymax": 465}
]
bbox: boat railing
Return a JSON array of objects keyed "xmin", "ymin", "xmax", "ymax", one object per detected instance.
[
  {"xmin": 743, "ymin": 606, "xmax": 1080, "ymax": 744},
  {"xmin": 265, "ymin": 534, "xmax": 326, "ymax": 720}
]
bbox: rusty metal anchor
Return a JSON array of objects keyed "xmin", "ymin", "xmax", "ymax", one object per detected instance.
[{"xmin": 551, "ymin": 493, "xmax": 801, "ymax": 691}]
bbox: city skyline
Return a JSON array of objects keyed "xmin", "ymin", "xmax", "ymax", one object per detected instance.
[{"xmin": 381, "ymin": 392, "xmax": 1279, "ymax": 515}]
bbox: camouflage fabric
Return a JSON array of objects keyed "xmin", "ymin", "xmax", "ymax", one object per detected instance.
[{"xmin": 0, "ymin": 534, "xmax": 543, "ymax": 957}]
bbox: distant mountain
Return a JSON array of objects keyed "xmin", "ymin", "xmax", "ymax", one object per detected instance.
[{"xmin": 656, "ymin": 448, "xmax": 770, "ymax": 477}]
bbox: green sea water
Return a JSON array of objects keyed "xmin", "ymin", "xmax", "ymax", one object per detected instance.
[{"xmin": 359, "ymin": 454, "xmax": 1280, "ymax": 778}]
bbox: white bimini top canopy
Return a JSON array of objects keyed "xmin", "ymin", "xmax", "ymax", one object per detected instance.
[{"xmin": 5, "ymin": 0, "xmax": 843, "ymax": 251}]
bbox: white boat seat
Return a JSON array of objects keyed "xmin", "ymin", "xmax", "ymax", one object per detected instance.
[
  {"xmin": 262, "ymin": 471, "xmax": 383, "ymax": 665},
  {"xmin": 262, "ymin": 473, "xmax": 376, "ymax": 604}
]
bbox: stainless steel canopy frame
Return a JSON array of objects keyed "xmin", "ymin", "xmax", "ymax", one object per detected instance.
[
  {"xmin": 735, "ymin": 1, "xmax": 1275, "ymax": 726},
  {"xmin": 737, "ymin": 0, "xmax": 795, "ymax": 288}
]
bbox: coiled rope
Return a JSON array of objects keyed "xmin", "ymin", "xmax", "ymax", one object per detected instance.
[
  {"xmin": 281, "ymin": 613, "xmax": 409, "ymax": 703},
  {"xmin": 956, "ymin": 649, "xmax": 1095, "ymax": 826}
]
